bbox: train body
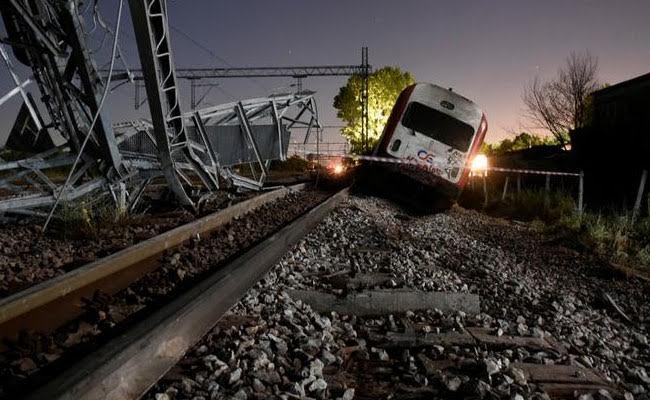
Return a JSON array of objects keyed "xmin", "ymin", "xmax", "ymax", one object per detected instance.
[{"xmin": 366, "ymin": 83, "xmax": 488, "ymax": 210}]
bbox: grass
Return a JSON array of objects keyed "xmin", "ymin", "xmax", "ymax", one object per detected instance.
[
  {"xmin": 460, "ymin": 185, "xmax": 650, "ymax": 273},
  {"xmin": 269, "ymin": 155, "xmax": 310, "ymax": 172},
  {"xmin": 550, "ymin": 208, "xmax": 650, "ymax": 272},
  {"xmin": 459, "ymin": 186, "xmax": 577, "ymax": 223},
  {"xmin": 0, "ymin": 148, "xmax": 72, "ymax": 182},
  {"xmin": 54, "ymin": 197, "xmax": 133, "ymax": 240},
  {"xmin": 230, "ymin": 156, "xmax": 312, "ymax": 181}
]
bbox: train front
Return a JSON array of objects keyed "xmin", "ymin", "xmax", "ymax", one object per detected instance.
[{"xmin": 367, "ymin": 83, "xmax": 487, "ymax": 211}]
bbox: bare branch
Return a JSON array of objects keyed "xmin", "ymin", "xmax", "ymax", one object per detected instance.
[{"xmin": 522, "ymin": 51, "xmax": 599, "ymax": 147}]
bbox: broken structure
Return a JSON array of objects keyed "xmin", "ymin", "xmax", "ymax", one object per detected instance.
[{"xmin": 0, "ymin": 0, "xmax": 322, "ymax": 217}]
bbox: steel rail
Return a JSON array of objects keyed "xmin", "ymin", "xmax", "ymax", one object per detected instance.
[
  {"xmin": 26, "ymin": 186, "xmax": 348, "ymax": 400},
  {"xmin": 0, "ymin": 184, "xmax": 307, "ymax": 342}
]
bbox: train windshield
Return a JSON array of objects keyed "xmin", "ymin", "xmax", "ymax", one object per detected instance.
[{"xmin": 401, "ymin": 102, "xmax": 475, "ymax": 151}]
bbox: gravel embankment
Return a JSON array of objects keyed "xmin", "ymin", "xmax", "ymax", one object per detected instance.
[
  {"xmin": 0, "ymin": 191, "xmax": 250, "ymax": 298},
  {"xmin": 146, "ymin": 195, "xmax": 649, "ymax": 400}
]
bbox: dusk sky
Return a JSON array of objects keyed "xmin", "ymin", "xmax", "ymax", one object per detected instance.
[{"xmin": 1, "ymin": 0, "xmax": 649, "ymax": 146}]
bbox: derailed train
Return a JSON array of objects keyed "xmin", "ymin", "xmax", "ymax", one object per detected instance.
[{"xmin": 359, "ymin": 83, "xmax": 488, "ymax": 211}]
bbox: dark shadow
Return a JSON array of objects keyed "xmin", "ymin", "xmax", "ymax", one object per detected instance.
[{"xmin": 352, "ymin": 163, "xmax": 456, "ymax": 215}]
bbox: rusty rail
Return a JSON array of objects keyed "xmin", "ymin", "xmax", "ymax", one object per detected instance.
[
  {"xmin": 25, "ymin": 187, "xmax": 348, "ymax": 400},
  {"xmin": 0, "ymin": 184, "xmax": 307, "ymax": 342}
]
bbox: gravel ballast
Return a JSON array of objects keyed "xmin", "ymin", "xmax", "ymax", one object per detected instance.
[
  {"xmin": 0, "ymin": 190, "xmax": 328, "ymax": 399},
  {"xmin": 145, "ymin": 195, "xmax": 649, "ymax": 400},
  {"xmin": 0, "ymin": 191, "xmax": 251, "ymax": 298}
]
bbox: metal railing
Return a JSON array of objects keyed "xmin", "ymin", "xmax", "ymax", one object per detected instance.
[{"xmin": 287, "ymin": 142, "xmax": 350, "ymax": 158}]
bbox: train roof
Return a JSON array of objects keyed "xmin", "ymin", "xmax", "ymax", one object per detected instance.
[
  {"xmin": 407, "ymin": 82, "xmax": 484, "ymax": 129},
  {"xmin": 410, "ymin": 83, "xmax": 482, "ymax": 110}
]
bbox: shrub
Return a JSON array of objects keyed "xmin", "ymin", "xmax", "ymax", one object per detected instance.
[
  {"xmin": 53, "ymin": 197, "xmax": 132, "ymax": 239},
  {"xmin": 548, "ymin": 211, "xmax": 650, "ymax": 271},
  {"xmin": 270, "ymin": 155, "xmax": 310, "ymax": 172},
  {"xmin": 460, "ymin": 178, "xmax": 650, "ymax": 272}
]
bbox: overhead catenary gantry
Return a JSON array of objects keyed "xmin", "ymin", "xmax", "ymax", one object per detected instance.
[{"xmin": 108, "ymin": 47, "xmax": 372, "ymax": 146}]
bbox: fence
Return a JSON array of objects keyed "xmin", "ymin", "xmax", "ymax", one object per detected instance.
[
  {"xmin": 285, "ymin": 148, "xmax": 590, "ymax": 214},
  {"xmin": 287, "ymin": 142, "xmax": 350, "ymax": 157},
  {"xmin": 468, "ymin": 168, "xmax": 584, "ymax": 214},
  {"xmin": 341, "ymin": 154, "xmax": 586, "ymax": 215},
  {"xmin": 287, "ymin": 142, "xmax": 350, "ymax": 167}
]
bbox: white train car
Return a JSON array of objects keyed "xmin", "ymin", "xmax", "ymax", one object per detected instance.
[{"xmin": 370, "ymin": 83, "xmax": 488, "ymax": 209}]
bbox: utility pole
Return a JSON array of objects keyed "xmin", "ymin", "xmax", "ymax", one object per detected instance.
[{"xmin": 360, "ymin": 46, "xmax": 370, "ymax": 153}]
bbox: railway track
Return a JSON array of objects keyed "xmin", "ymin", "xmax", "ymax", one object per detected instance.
[
  {"xmin": 143, "ymin": 196, "xmax": 645, "ymax": 400},
  {"xmin": 0, "ymin": 188, "xmax": 258, "ymax": 297},
  {"xmin": 0, "ymin": 189, "xmax": 646, "ymax": 400},
  {"xmin": 0, "ymin": 184, "xmax": 348, "ymax": 399}
]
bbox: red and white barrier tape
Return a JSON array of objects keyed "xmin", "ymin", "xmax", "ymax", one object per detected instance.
[
  {"xmin": 293, "ymin": 150, "xmax": 582, "ymax": 177},
  {"xmin": 342, "ymin": 154, "xmax": 582, "ymax": 177},
  {"xmin": 479, "ymin": 166, "xmax": 581, "ymax": 177}
]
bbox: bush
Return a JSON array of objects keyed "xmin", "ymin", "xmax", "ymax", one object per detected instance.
[
  {"xmin": 460, "ymin": 179, "xmax": 650, "ymax": 272},
  {"xmin": 270, "ymin": 155, "xmax": 310, "ymax": 172},
  {"xmin": 548, "ymin": 211, "xmax": 650, "ymax": 271},
  {"xmin": 54, "ymin": 197, "xmax": 131, "ymax": 239}
]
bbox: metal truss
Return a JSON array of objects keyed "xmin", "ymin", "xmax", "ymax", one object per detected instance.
[
  {"xmin": 189, "ymin": 91, "xmax": 321, "ymax": 189},
  {"xmin": 360, "ymin": 47, "xmax": 370, "ymax": 151},
  {"xmin": 0, "ymin": 46, "xmax": 41, "ymax": 131},
  {"xmin": 112, "ymin": 65, "xmax": 368, "ymax": 80},
  {"xmin": 1, "ymin": 0, "xmax": 124, "ymax": 173},
  {"xmin": 108, "ymin": 48, "xmax": 372, "ymax": 111},
  {"xmin": 0, "ymin": 92, "xmax": 321, "ymax": 213},
  {"xmin": 0, "ymin": 0, "xmax": 323, "ymax": 218},
  {"xmin": 127, "ymin": 0, "xmax": 219, "ymax": 206}
]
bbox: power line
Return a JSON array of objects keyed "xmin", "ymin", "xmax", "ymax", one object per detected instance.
[
  {"xmin": 169, "ymin": 25, "xmax": 231, "ymax": 68},
  {"xmin": 169, "ymin": 24, "xmax": 269, "ymax": 93}
]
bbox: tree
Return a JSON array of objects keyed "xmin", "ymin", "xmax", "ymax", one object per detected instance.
[
  {"xmin": 481, "ymin": 132, "xmax": 559, "ymax": 156},
  {"xmin": 334, "ymin": 67, "xmax": 414, "ymax": 153},
  {"xmin": 522, "ymin": 51, "xmax": 599, "ymax": 148}
]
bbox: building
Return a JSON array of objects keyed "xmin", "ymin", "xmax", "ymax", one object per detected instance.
[{"xmin": 572, "ymin": 72, "xmax": 650, "ymax": 210}]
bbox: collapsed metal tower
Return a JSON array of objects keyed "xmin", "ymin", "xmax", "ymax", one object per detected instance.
[
  {"xmin": 0, "ymin": 0, "xmax": 322, "ymax": 217},
  {"xmin": 109, "ymin": 46, "xmax": 372, "ymax": 149}
]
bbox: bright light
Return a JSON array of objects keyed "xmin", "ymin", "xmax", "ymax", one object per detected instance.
[
  {"xmin": 332, "ymin": 163, "xmax": 345, "ymax": 175},
  {"xmin": 471, "ymin": 154, "xmax": 488, "ymax": 174}
]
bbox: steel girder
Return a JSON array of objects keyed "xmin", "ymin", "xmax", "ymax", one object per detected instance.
[
  {"xmin": 1, "ymin": 0, "xmax": 123, "ymax": 173},
  {"xmin": 0, "ymin": 91, "xmax": 321, "ymax": 213},
  {"xmin": 187, "ymin": 92, "xmax": 320, "ymax": 188},
  {"xmin": 110, "ymin": 65, "xmax": 369, "ymax": 80},
  {"xmin": 127, "ymin": 0, "xmax": 220, "ymax": 207}
]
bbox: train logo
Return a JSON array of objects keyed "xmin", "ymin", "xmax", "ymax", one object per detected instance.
[{"xmin": 417, "ymin": 149, "xmax": 436, "ymax": 165}]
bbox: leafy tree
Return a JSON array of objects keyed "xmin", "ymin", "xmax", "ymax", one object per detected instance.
[
  {"xmin": 522, "ymin": 51, "xmax": 599, "ymax": 148},
  {"xmin": 482, "ymin": 132, "xmax": 559, "ymax": 156},
  {"xmin": 334, "ymin": 67, "xmax": 414, "ymax": 153}
]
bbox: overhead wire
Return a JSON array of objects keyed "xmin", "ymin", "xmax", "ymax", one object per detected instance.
[
  {"xmin": 168, "ymin": 23, "xmax": 270, "ymax": 94},
  {"xmin": 42, "ymin": 0, "xmax": 124, "ymax": 233},
  {"xmin": 92, "ymin": 1, "xmax": 132, "ymax": 77}
]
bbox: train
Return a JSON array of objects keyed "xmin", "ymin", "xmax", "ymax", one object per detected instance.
[{"xmin": 359, "ymin": 82, "xmax": 488, "ymax": 211}]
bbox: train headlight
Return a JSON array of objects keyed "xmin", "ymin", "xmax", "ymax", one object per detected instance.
[
  {"xmin": 332, "ymin": 163, "xmax": 345, "ymax": 175},
  {"xmin": 471, "ymin": 154, "xmax": 488, "ymax": 175}
]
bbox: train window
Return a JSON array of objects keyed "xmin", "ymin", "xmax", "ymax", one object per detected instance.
[
  {"xmin": 391, "ymin": 139, "xmax": 402, "ymax": 151},
  {"xmin": 401, "ymin": 102, "xmax": 474, "ymax": 151}
]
